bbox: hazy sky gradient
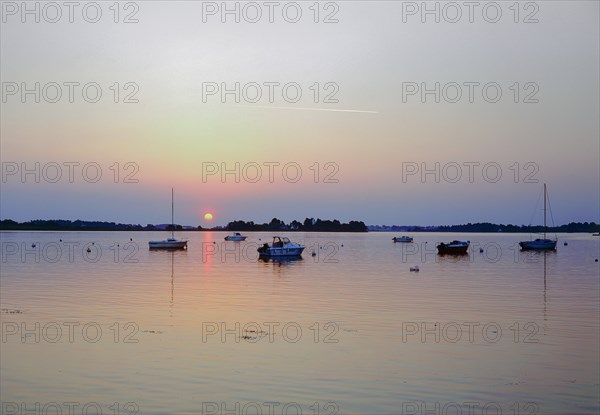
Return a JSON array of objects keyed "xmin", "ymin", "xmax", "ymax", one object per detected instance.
[{"xmin": 1, "ymin": 1, "xmax": 598, "ymax": 226}]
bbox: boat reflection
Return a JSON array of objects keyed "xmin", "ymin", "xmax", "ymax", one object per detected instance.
[
  {"xmin": 436, "ymin": 253, "xmax": 471, "ymax": 264},
  {"xmin": 519, "ymin": 247, "xmax": 556, "ymax": 264},
  {"xmin": 170, "ymin": 251, "xmax": 174, "ymax": 317},
  {"xmin": 543, "ymin": 251, "xmax": 548, "ymax": 335},
  {"xmin": 258, "ymin": 256, "xmax": 304, "ymax": 266},
  {"xmin": 149, "ymin": 250, "xmax": 184, "ymax": 316},
  {"xmin": 523, "ymin": 250, "xmax": 551, "ymax": 336}
]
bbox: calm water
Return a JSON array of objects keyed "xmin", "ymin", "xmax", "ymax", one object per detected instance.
[{"xmin": 1, "ymin": 231, "xmax": 598, "ymax": 415}]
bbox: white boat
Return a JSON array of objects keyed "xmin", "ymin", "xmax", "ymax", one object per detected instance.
[
  {"xmin": 149, "ymin": 188, "xmax": 188, "ymax": 250},
  {"xmin": 393, "ymin": 236, "xmax": 413, "ymax": 243},
  {"xmin": 149, "ymin": 238, "xmax": 188, "ymax": 250},
  {"xmin": 224, "ymin": 232, "xmax": 247, "ymax": 241},
  {"xmin": 519, "ymin": 183, "xmax": 557, "ymax": 251},
  {"xmin": 257, "ymin": 236, "xmax": 305, "ymax": 257}
]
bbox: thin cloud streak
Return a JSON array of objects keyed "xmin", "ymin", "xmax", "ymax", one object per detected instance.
[{"xmin": 239, "ymin": 105, "xmax": 379, "ymax": 114}]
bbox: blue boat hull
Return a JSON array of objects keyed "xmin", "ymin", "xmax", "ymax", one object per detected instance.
[{"xmin": 519, "ymin": 239, "xmax": 557, "ymax": 251}]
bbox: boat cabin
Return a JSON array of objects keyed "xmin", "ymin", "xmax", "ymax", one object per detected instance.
[{"xmin": 272, "ymin": 236, "xmax": 290, "ymax": 247}]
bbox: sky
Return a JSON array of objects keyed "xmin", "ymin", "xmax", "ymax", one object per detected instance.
[{"xmin": 1, "ymin": 1, "xmax": 599, "ymax": 227}]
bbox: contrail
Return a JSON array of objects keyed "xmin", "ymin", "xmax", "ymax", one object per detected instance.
[{"xmin": 239, "ymin": 105, "xmax": 379, "ymax": 114}]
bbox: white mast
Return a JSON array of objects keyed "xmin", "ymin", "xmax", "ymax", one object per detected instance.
[
  {"xmin": 171, "ymin": 188, "xmax": 174, "ymax": 239},
  {"xmin": 543, "ymin": 183, "xmax": 547, "ymax": 239}
]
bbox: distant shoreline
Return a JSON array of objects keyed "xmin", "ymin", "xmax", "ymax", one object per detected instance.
[
  {"xmin": 1, "ymin": 219, "xmax": 598, "ymax": 233},
  {"xmin": 1, "ymin": 230, "xmax": 599, "ymax": 234},
  {"xmin": 0, "ymin": 218, "xmax": 367, "ymax": 233}
]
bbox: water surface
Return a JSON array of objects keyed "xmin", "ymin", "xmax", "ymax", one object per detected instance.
[{"xmin": 1, "ymin": 231, "xmax": 598, "ymax": 414}]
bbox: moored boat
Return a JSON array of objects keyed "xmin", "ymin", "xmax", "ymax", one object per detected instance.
[
  {"xmin": 519, "ymin": 238, "xmax": 557, "ymax": 251},
  {"xmin": 257, "ymin": 236, "xmax": 305, "ymax": 257},
  {"xmin": 149, "ymin": 238, "xmax": 188, "ymax": 250},
  {"xmin": 393, "ymin": 236, "xmax": 413, "ymax": 243},
  {"xmin": 149, "ymin": 188, "xmax": 188, "ymax": 250},
  {"xmin": 437, "ymin": 240, "xmax": 469, "ymax": 255},
  {"xmin": 519, "ymin": 184, "xmax": 557, "ymax": 251},
  {"xmin": 224, "ymin": 232, "xmax": 247, "ymax": 241}
]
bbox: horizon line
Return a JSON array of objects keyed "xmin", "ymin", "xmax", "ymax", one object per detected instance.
[{"xmin": 1, "ymin": 218, "xmax": 598, "ymax": 229}]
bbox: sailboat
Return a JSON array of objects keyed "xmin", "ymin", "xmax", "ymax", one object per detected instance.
[
  {"xmin": 519, "ymin": 183, "xmax": 557, "ymax": 251},
  {"xmin": 149, "ymin": 188, "xmax": 188, "ymax": 250}
]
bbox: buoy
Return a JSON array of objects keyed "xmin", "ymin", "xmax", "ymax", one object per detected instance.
[
  {"xmin": 59, "ymin": 239, "xmax": 62, "ymax": 242},
  {"xmin": 595, "ymin": 259, "xmax": 598, "ymax": 262},
  {"xmin": 130, "ymin": 238, "xmax": 132, "ymax": 241},
  {"xmin": 479, "ymin": 248, "xmax": 484, "ymax": 253},
  {"xmin": 341, "ymin": 244, "xmax": 344, "ymax": 247},
  {"xmin": 564, "ymin": 242, "xmax": 568, "ymax": 246},
  {"xmin": 86, "ymin": 248, "xmax": 91, "ymax": 253},
  {"xmin": 31, "ymin": 243, "xmax": 36, "ymax": 248},
  {"xmin": 311, "ymin": 251, "xmax": 316, "ymax": 257},
  {"xmin": 410, "ymin": 265, "xmax": 419, "ymax": 272}
]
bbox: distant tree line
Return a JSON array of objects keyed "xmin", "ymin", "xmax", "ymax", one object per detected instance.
[
  {"xmin": 0, "ymin": 219, "xmax": 198, "ymax": 231},
  {"xmin": 1, "ymin": 219, "xmax": 597, "ymax": 233},
  {"xmin": 226, "ymin": 218, "xmax": 368, "ymax": 232},
  {"xmin": 433, "ymin": 222, "xmax": 599, "ymax": 233},
  {"xmin": 0, "ymin": 218, "xmax": 370, "ymax": 232}
]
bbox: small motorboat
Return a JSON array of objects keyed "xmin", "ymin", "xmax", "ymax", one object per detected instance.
[
  {"xmin": 393, "ymin": 236, "xmax": 413, "ymax": 243},
  {"xmin": 437, "ymin": 240, "xmax": 469, "ymax": 255},
  {"xmin": 224, "ymin": 232, "xmax": 247, "ymax": 241},
  {"xmin": 257, "ymin": 236, "xmax": 305, "ymax": 258}
]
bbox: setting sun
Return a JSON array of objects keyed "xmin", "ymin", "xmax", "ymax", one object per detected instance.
[{"xmin": 203, "ymin": 213, "xmax": 213, "ymax": 221}]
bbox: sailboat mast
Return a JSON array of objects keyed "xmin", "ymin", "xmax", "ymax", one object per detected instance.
[
  {"xmin": 543, "ymin": 183, "xmax": 547, "ymax": 239},
  {"xmin": 171, "ymin": 188, "xmax": 174, "ymax": 239}
]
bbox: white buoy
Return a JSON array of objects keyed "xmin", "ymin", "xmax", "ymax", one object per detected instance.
[{"xmin": 410, "ymin": 265, "xmax": 419, "ymax": 272}]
